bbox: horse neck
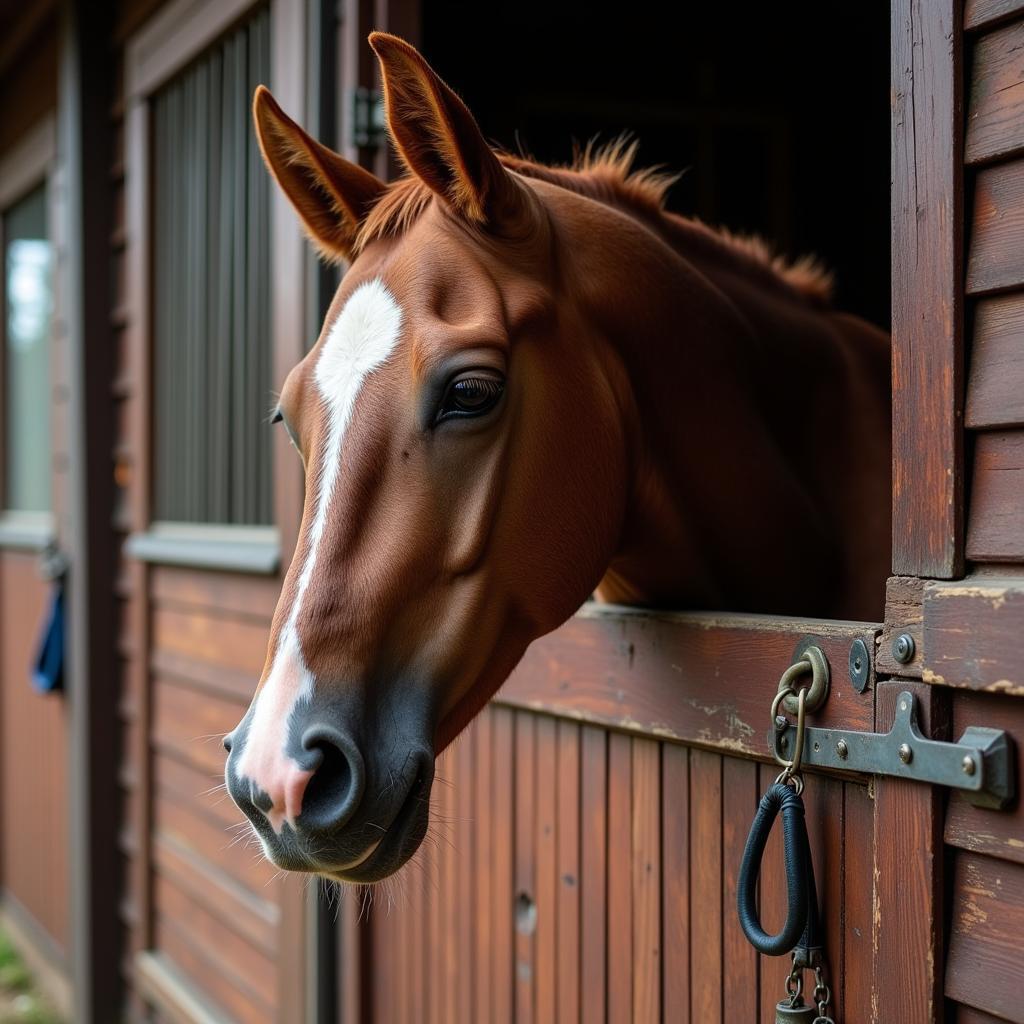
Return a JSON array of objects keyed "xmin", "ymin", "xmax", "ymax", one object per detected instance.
[{"xmin": 591, "ymin": 211, "xmax": 843, "ymax": 613}]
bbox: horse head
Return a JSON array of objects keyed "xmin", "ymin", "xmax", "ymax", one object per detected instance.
[{"xmin": 225, "ymin": 34, "xmax": 635, "ymax": 881}]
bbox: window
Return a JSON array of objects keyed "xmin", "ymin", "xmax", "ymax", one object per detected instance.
[
  {"xmin": 3, "ymin": 184, "xmax": 52, "ymax": 514},
  {"xmin": 151, "ymin": 8, "xmax": 272, "ymax": 526}
]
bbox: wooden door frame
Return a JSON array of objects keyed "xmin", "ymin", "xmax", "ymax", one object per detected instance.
[
  {"xmin": 59, "ymin": 1, "xmax": 120, "ymax": 1020},
  {"xmin": 885, "ymin": 1, "xmax": 965, "ymax": 1020},
  {"xmin": 121, "ymin": 0, "xmax": 310, "ymax": 1019}
]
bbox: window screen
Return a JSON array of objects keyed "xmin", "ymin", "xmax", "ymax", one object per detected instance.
[
  {"xmin": 3, "ymin": 184, "xmax": 52, "ymax": 513},
  {"xmin": 152, "ymin": 8, "xmax": 272, "ymax": 525}
]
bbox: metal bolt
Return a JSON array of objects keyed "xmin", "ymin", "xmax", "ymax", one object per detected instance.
[
  {"xmin": 898, "ymin": 743, "xmax": 913, "ymax": 764},
  {"xmin": 892, "ymin": 633, "xmax": 916, "ymax": 664},
  {"xmin": 836, "ymin": 739, "xmax": 849, "ymax": 760},
  {"xmin": 962, "ymin": 755, "xmax": 976, "ymax": 776}
]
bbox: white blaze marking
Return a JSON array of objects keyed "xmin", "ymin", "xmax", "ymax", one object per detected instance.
[{"xmin": 235, "ymin": 279, "xmax": 403, "ymax": 830}]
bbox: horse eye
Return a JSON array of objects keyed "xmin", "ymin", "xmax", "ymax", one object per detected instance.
[{"xmin": 437, "ymin": 374, "xmax": 505, "ymax": 423}]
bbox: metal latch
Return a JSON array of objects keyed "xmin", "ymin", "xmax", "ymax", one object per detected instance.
[{"xmin": 769, "ymin": 691, "xmax": 1015, "ymax": 810}]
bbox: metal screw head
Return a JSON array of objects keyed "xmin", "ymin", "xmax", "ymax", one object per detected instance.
[
  {"xmin": 848, "ymin": 637, "xmax": 871, "ymax": 692},
  {"xmin": 892, "ymin": 633, "xmax": 916, "ymax": 664},
  {"xmin": 836, "ymin": 739, "xmax": 849, "ymax": 760},
  {"xmin": 962, "ymin": 755, "xmax": 976, "ymax": 776},
  {"xmin": 898, "ymin": 743, "xmax": 913, "ymax": 764}
]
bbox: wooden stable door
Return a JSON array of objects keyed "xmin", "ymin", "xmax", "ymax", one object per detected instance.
[{"xmin": 334, "ymin": 609, "xmax": 954, "ymax": 1023}]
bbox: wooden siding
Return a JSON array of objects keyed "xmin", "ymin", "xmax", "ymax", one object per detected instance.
[
  {"xmin": 966, "ymin": 8, "xmax": 1024, "ymax": 567},
  {"xmin": 945, "ymin": 692, "xmax": 1024, "ymax": 1021},
  {"xmin": 0, "ymin": 552, "xmax": 69, "ymax": 954}
]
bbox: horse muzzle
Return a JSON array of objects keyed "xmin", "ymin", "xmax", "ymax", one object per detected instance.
[{"xmin": 223, "ymin": 693, "xmax": 435, "ymax": 882}]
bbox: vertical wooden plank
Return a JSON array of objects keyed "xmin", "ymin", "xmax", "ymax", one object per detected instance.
[
  {"xmin": 371, "ymin": 890, "xmax": 394, "ymax": 1024},
  {"xmin": 579, "ymin": 725, "xmax": 607, "ymax": 1024},
  {"xmin": 555, "ymin": 721, "xmax": 580, "ymax": 1024},
  {"xmin": 606, "ymin": 731, "xmax": 633, "ymax": 1023},
  {"xmin": 474, "ymin": 711, "xmax": 494, "ymax": 1024},
  {"xmin": 442, "ymin": 743, "xmax": 458, "ymax": 1024},
  {"xmin": 721, "ymin": 757, "xmax": 758, "ymax": 1024},
  {"xmin": 758, "ymin": 761, "xmax": 789, "ymax": 1023},
  {"xmin": 514, "ymin": 713, "xmax": 536, "ymax": 1024},
  {"xmin": 456, "ymin": 729, "xmax": 475, "ymax": 1022},
  {"xmin": 631, "ymin": 738, "xmax": 661, "ymax": 1024},
  {"xmin": 534, "ymin": 716, "xmax": 557, "ymax": 1024},
  {"xmin": 492, "ymin": 707, "xmax": 515, "ymax": 1024},
  {"xmin": 662, "ymin": 743, "xmax": 689, "ymax": 1021},
  {"xmin": 427, "ymin": 772, "xmax": 444, "ymax": 1024},
  {"xmin": 891, "ymin": 0, "xmax": 964, "ymax": 576},
  {"xmin": 873, "ymin": 681, "xmax": 949, "ymax": 1023},
  {"xmin": 803, "ymin": 774, "xmax": 845, "ymax": 1018},
  {"xmin": 690, "ymin": 749, "xmax": 722, "ymax": 1023},
  {"xmin": 409, "ymin": 841, "xmax": 430, "ymax": 1024},
  {"xmin": 843, "ymin": 782, "xmax": 875, "ymax": 1024}
]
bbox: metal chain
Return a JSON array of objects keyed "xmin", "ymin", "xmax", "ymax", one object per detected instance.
[{"xmin": 774, "ymin": 650, "xmax": 838, "ymax": 1024}]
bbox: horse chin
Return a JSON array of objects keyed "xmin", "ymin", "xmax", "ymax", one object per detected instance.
[{"xmin": 322, "ymin": 782, "xmax": 432, "ymax": 884}]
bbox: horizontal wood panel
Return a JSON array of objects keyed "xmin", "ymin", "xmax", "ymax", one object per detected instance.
[
  {"xmin": 154, "ymin": 781, "xmax": 278, "ymax": 895},
  {"xmin": 966, "ymin": 293, "xmax": 1024, "ymax": 428},
  {"xmin": 150, "ymin": 564, "xmax": 279, "ymax": 621},
  {"xmin": 966, "ymin": 0, "xmax": 1024, "ymax": 31},
  {"xmin": 497, "ymin": 606, "xmax": 877, "ymax": 756},
  {"xmin": 923, "ymin": 576, "xmax": 1024, "ymax": 691},
  {"xmin": 152, "ymin": 676, "xmax": 243, "ymax": 776},
  {"xmin": 154, "ymin": 916, "xmax": 271, "ymax": 1024},
  {"xmin": 966, "ymin": 433, "xmax": 1024, "ymax": 562},
  {"xmin": 152, "ymin": 835, "xmax": 277, "ymax": 959},
  {"xmin": 151, "ymin": 604, "xmax": 268, "ymax": 677},
  {"xmin": 945, "ymin": 692, "xmax": 1024, "ymax": 863},
  {"xmin": 967, "ymin": 160, "xmax": 1024, "ymax": 294},
  {"xmin": 946, "ymin": 852, "xmax": 1024, "ymax": 1021},
  {"xmin": 154, "ymin": 873, "xmax": 276, "ymax": 1009},
  {"xmin": 154, "ymin": 752, "xmax": 238, "ymax": 831},
  {"xmin": 967, "ymin": 19, "xmax": 1024, "ymax": 165},
  {"xmin": 151, "ymin": 648, "xmax": 258, "ymax": 704},
  {"xmin": 956, "ymin": 1007, "xmax": 1018, "ymax": 1023}
]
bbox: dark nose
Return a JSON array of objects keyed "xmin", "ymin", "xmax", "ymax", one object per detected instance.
[{"xmin": 296, "ymin": 725, "xmax": 366, "ymax": 832}]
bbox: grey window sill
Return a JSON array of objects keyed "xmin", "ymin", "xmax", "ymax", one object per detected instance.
[
  {"xmin": 0, "ymin": 511, "xmax": 56, "ymax": 552},
  {"xmin": 125, "ymin": 521, "xmax": 280, "ymax": 574}
]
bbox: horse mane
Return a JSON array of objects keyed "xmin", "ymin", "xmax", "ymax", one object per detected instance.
[{"xmin": 355, "ymin": 139, "xmax": 834, "ymax": 306}]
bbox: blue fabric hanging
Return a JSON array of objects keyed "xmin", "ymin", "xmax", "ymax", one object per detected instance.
[{"xmin": 32, "ymin": 579, "xmax": 65, "ymax": 694}]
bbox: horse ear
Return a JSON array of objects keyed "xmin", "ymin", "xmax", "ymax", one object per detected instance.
[
  {"xmin": 368, "ymin": 32, "xmax": 522, "ymax": 224},
  {"xmin": 253, "ymin": 85, "xmax": 386, "ymax": 261}
]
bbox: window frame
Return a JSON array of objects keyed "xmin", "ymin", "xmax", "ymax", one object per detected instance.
[
  {"xmin": 0, "ymin": 114, "xmax": 57, "ymax": 552},
  {"xmin": 122, "ymin": 0, "xmax": 307, "ymax": 575}
]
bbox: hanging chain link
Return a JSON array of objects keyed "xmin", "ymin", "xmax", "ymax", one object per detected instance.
[{"xmin": 772, "ymin": 651, "xmax": 837, "ymax": 1024}]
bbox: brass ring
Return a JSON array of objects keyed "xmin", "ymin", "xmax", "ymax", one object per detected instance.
[{"xmin": 778, "ymin": 644, "xmax": 830, "ymax": 715}]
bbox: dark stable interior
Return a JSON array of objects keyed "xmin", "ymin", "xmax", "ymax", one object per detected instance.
[{"xmin": 422, "ymin": 3, "xmax": 890, "ymax": 331}]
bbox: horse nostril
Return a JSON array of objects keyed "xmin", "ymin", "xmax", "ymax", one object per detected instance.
[{"xmin": 298, "ymin": 726, "xmax": 365, "ymax": 832}]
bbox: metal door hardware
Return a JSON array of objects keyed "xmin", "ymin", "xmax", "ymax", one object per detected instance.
[{"xmin": 769, "ymin": 691, "xmax": 1015, "ymax": 810}]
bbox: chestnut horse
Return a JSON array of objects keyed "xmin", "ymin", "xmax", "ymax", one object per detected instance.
[{"xmin": 225, "ymin": 33, "xmax": 890, "ymax": 882}]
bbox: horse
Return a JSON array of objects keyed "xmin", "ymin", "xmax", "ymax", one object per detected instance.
[{"xmin": 224, "ymin": 32, "xmax": 891, "ymax": 882}]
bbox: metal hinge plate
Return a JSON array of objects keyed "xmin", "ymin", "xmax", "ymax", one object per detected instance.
[{"xmin": 769, "ymin": 691, "xmax": 1015, "ymax": 809}]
